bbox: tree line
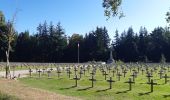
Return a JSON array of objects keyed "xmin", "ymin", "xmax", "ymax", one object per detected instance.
[{"xmin": 1, "ymin": 12, "xmax": 170, "ymax": 63}]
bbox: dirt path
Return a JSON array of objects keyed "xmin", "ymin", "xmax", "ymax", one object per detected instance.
[{"xmin": 0, "ymin": 79, "xmax": 80, "ymax": 100}]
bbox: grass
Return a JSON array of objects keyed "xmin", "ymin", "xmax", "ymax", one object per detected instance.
[
  {"xmin": 0, "ymin": 92, "xmax": 19, "ymax": 100},
  {"xmin": 19, "ymin": 65, "xmax": 170, "ymax": 100}
]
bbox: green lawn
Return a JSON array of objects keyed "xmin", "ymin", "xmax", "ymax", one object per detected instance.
[{"xmin": 19, "ymin": 65, "xmax": 170, "ymax": 100}]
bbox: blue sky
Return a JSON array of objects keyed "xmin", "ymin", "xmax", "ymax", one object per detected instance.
[{"xmin": 0, "ymin": 0, "xmax": 170, "ymax": 39}]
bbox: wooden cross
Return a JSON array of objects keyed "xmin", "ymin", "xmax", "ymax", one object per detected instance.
[
  {"xmin": 67, "ymin": 69, "xmax": 72, "ymax": 78},
  {"xmin": 37, "ymin": 69, "xmax": 42, "ymax": 78},
  {"xmin": 83, "ymin": 68, "xmax": 86, "ymax": 75},
  {"xmin": 162, "ymin": 74, "xmax": 170, "ymax": 84},
  {"xmin": 74, "ymin": 67, "xmax": 78, "ymax": 75},
  {"xmin": 146, "ymin": 73, "xmax": 153, "ymax": 83},
  {"xmin": 107, "ymin": 77, "xmax": 115, "ymax": 89},
  {"xmin": 47, "ymin": 70, "xmax": 52, "ymax": 78},
  {"xmin": 89, "ymin": 75, "xmax": 96, "ymax": 88},
  {"xmin": 125, "ymin": 78, "xmax": 135, "ymax": 91},
  {"xmin": 141, "ymin": 69, "xmax": 145, "ymax": 75},
  {"xmin": 116, "ymin": 68, "xmax": 119, "ymax": 75},
  {"xmin": 112, "ymin": 70, "xmax": 116, "ymax": 77},
  {"xmin": 29, "ymin": 68, "xmax": 33, "ymax": 77},
  {"xmin": 158, "ymin": 70, "xmax": 164, "ymax": 79},
  {"xmin": 79, "ymin": 70, "xmax": 84, "ymax": 78},
  {"xmin": 56, "ymin": 70, "xmax": 62, "ymax": 78},
  {"xmin": 73, "ymin": 75, "xmax": 80, "ymax": 87},
  {"xmin": 103, "ymin": 71, "xmax": 108, "ymax": 80},
  {"xmin": 35, "ymin": 68, "xmax": 38, "ymax": 73},
  {"xmin": 117, "ymin": 72, "xmax": 122, "ymax": 81},
  {"xmin": 150, "ymin": 69, "xmax": 154, "ymax": 75},
  {"xmin": 130, "ymin": 72, "xmax": 136, "ymax": 82},
  {"xmin": 42, "ymin": 68, "xmax": 46, "ymax": 74},
  {"xmin": 147, "ymin": 79, "xmax": 157, "ymax": 92},
  {"xmin": 122, "ymin": 70, "xmax": 127, "ymax": 77},
  {"xmin": 90, "ymin": 70, "xmax": 96, "ymax": 76}
]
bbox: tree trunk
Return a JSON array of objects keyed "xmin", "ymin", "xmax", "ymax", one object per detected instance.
[{"xmin": 5, "ymin": 40, "xmax": 11, "ymax": 79}]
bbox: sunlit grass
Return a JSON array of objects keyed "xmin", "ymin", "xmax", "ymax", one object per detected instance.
[{"xmin": 19, "ymin": 66, "xmax": 170, "ymax": 100}]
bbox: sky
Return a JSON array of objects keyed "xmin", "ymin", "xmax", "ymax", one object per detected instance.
[{"xmin": 0, "ymin": 0, "xmax": 170, "ymax": 39}]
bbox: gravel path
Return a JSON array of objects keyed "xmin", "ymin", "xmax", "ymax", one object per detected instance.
[
  {"xmin": 0, "ymin": 69, "xmax": 81, "ymax": 100},
  {"xmin": 0, "ymin": 79, "xmax": 80, "ymax": 100},
  {"xmin": 0, "ymin": 69, "xmax": 36, "ymax": 78}
]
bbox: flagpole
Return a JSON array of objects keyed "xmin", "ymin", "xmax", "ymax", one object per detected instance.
[{"xmin": 78, "ymin": 42, "xmax": 79, "ymax": 64}]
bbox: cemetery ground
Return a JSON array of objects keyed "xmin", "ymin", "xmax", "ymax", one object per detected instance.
[
  {"xmin": 18, "ymin": 64, "xmax": 170, "ymax": 100},
  {"xmin": 1, "ymin": 63, "xmax": 170, "ymax": 100}
]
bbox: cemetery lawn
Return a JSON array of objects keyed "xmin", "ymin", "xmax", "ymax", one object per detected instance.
[{"xmin": 19, "ymin": 70, "xmax": 170, "ymax": 100}]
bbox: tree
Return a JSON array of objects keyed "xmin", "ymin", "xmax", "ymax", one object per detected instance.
[
  {"xmin": 166, "ymin": 9, "xmax": 170, "ymax": 27},
  {"xmin": 0, "ymin": 11, "xmax": 17, "ymax": 78},
  {"xmin": 102, "ymin": 0, "xmax": 124, "ymax": 19}
]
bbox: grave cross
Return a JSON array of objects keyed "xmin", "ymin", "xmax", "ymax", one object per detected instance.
[
  {"xmin": 38, "ymin": 69, "xmax": 42, "ymax": 78},
  {"xmin": 107, "ymin": 77, "xmax": 115, "ymax": 89},
  {"xmin": 79, "ymin": 70, "xmax": 84, "ymax": 78},
  {"xmin": 29, "ymin": 68, "xmax": 33, "ymax": 77},
  {"xmin": 130, "ymin": 72, "xmax": 137, "ymax": 82},
  {"xmin": 42, "ymin": 68, "xmax": 46, "ymax": 74},
  {"xmin": 158, "ymin": 70, "xmax": 164, "ymax": 79},
  {"xmin": 125, "ymin": 78, "xmax": 135, "ymax": 91},
  {"xmin": 47, "ymin": 70, "xmax": 52, "ymax": 78},
  {"xmin": 74, "ymin": 67, "xmax": 78, "ymax": 75},
  {"xmin": 90, "ymin": 71, "xmax": 96, "ymax": 76},
  {"xmin": 147, "ymin": 79, "xmax": 157, "ymax": 92},
  {"xmin": 122, "ymin": 70, "xmax": 127, "ymax": 77},
  {"xmin": 112, "ymin": 70, "xmax": 116, "ymax": 77},
  {"xmin": 146, "ymin": 73, "xmax": 153, "ymax": 83},
  {"xmin": 67, "ymin": 69, "xmax": 72, "ymax": 78},
  {"xmin": 117, "ymin": 72, "xmax": 122, "ymax": 81},
  {"xmin": 89, "ymin": 75, "xmax": 96, "ymax": 88},
  {"xmin": 162, "ymin": 74, "xmax": 170, "ymax": 84},
  {"xmin": 103, "ymin": 71, "xmax": 108, "ymax": 80},
  {"xmin": 83, "ymin": 68, "xmax": 86, "ymax": 76},
  {"xmin": 141, "ymin": 69, "xmax": 145, "ymax": 75},
  {"xmin": 73, "ymin": 75, "xmax": 80, "ymax": 87},
  {"xmin": 56, "ymin": 70, "xmax": 62, "ymax": 78}
]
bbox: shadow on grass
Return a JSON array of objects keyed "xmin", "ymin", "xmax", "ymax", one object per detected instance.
[
  {"xmin": 138, "ymin": 92, "xmax": 152, "ymax": 96},
  {"xmin": 116, "ymin": 90, "xmax": 130, "ymax": 94},
  {"xmin": 163, "ymin": 94, "xmax": 170, "ymax": 98},
  {"xmin": 96, "ymin": 88, "xmax": 110, "ymax": 92},
  {"xmin": 59, "ymin": 85, "xmax": 76, "ymax": 90},
  {"xmin": 77, "ymin": 87, "xmax": 92, "ymax": 91}
]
